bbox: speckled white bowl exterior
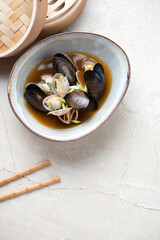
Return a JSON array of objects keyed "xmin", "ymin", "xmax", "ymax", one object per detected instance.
[{"xmin": 8, "ymin": 32, "xmax": 130, "ymax": 141}]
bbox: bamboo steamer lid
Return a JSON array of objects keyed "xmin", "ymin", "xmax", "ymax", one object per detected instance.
[
  {"xmin": 0, "ymin": 0, "xmax": 48, "ymax": 58},
  {"xmin": 41, "ymin": 0, "xmax": 86, "ymax": 36}
]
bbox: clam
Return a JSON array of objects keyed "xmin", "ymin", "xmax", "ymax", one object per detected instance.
[
  {"xmin": 43, "ymin": 95, "xmax": 62, "ymax": 111},
  {"xmin": 58, "ymin": 108, "xmax": 79, "ymax": 124},
  {"xmin": 53, "ymin": 53, "xmax": 76, "ymax": 85},
  {"xmin": 86, "ymin": 93, "xmax": 98, "ymax": 111},
  {"xmin": 43, "ymin": 95, "xmax": 72, "ymax": 116},
  {"xmin": 52, "ymin": 73, "xmax": 70, "ymax": 97},
  {"xmin": 66, "ymin": 90, "xmax": 89, "ymax": 111},
  {"xmin": 41, "ymin": 73, "xmax": 54, "ymax": 83},
  {"xmin": 37, "ymin": 82, "xmax": 52, "ymax": 95},
  {"xmin": 37, "ymin": 74, "xmax": 54, "ymax": 95},
  {"xmin": 48, "ymin": 107, "xmax": 72, "ymax": 117},
  {"xmin": 82, "ymin": 58, "xmax": 97, "ymax": 71},
  {"xmin": 84, "ymin": 63, "xmax": 105, "ymax": 100},
  {"xmin": 24, "ymin": 84, "xmax": 47, "ymax": 112}
]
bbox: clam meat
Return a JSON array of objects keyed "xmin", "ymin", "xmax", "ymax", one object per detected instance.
[
  {"xmin": 43, "ymin": 95, "xmax": 62, "ymax": 111},
  {"xmin": 37, "ymin": 74, "xmax": 54, "ymax": 95},
  {"xmin": 52, "ymin": 73, "xmax": 70, "ymax": 97}
]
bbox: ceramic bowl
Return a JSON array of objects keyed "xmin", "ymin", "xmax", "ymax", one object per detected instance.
[{"xmin": 8, "ymin": 32, "xmax": 130, "ymax": 141}]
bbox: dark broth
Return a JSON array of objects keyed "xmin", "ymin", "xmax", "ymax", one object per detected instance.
[{"xmin": 24, "ymin": 52, "xmax": 112, "ymax": 129}]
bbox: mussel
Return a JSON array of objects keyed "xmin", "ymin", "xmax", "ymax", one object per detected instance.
[
  {"xmin": 94, "ymin": 63, "xmax": 105, "ymax": 83},
  {"xmin": 84, "ymin": 63, "xmax": 105, "ymax": 100},
  {"xmin": 86, "ymin": 94, "xmax": 98, "ymax": 112},
  {"xmin": 53, "ymin": 53, "xmax": 77, "ymax": 85},
  {"xmin": 66, "ymin": 90, "xmax": 89, "ymax": 111},
  {"xmin": 24, "ymin": 84, "xmax": 47, "ymax": 112}
]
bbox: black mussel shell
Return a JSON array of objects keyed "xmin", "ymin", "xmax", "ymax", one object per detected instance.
[
  {"xmin": 53, "ymin": 53, "xmax": 76, "ymax": 85},
  {"xmin": 66, "ymin": 90, "xmax": 89, "ymax": 111},
  {"xmin": 93, "ymin": 63, "xmax": 105, "ymax": 82},
  {"xmin": 85, "ymin": 93, "xmax": 98, "ymax": 112},
  {"xmin": 24, "ymin": 84, "xmax": 47, "ymax": 112},
  {"xmin": 84, "ymin": 63, "xmax": 105, "ymax": 100}
]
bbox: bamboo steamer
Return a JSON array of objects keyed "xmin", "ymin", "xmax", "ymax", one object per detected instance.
[
  {"xmin": 0, "ymin": 0, "xmax": 86, "ymax": 57},
  {"xmin": 0, "ymin": 0, "xmax": 48, "ymax": 58},
  {"xmin": 41, "ymin": 0, "xmax": 86, "ymax": 36}
]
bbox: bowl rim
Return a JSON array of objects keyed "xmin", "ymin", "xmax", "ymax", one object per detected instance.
[{"xmin": 8, "ymin": 31, "xmax": 131, "ymax": 142}]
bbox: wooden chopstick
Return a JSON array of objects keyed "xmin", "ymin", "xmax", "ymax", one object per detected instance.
[
  {"xmin": 0, "ymin": 176, "xmax": 60, "ymax": 201},
  {"xmin": 0, "ymin": 160, "xmax": 51, "ymax": 186}
]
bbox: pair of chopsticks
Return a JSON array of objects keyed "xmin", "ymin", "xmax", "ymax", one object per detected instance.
[{"xmin": 0, "ymin": 160, "xmax": 60, "ymax": 201}]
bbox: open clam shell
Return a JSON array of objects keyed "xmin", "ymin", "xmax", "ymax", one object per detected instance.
[
  {"xmin": 37, "ymin": 82, "xmax": 52, "ymax": 95},
  {"xmin": 58, "ymin": 108, "xmax": 79, "ymax": 124},
  {"xmin": 37, "ymin": 74, "xmax": 54, "ymax": 95},
  {"xmin": 82, "ymin": 58, "xmax": 97, "ymax": 71},
  {"xmin": 41, "ymin": 73, "xmax": 54, "ymax": 83},
  {"xmin": 52, "ymin": 73, "xmax": 70, "ymax": 97},
  {"xmin": 43, "ymin": 95, "xmax": 62, "ymax": 111},
  {"xmin": 48, "ymin": 107, "xmax": 72, "ymax": 117}
]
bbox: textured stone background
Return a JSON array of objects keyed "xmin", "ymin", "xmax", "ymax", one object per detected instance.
[{"xmin": 0, "ymin": 0, "xmax": 160, "ymax": 239}]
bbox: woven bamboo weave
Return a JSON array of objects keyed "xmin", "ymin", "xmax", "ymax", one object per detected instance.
[{"xmin": 0, "ymin": 0, "xmax": 33, "ymax": 53}]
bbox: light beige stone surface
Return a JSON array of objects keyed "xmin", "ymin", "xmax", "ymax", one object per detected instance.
[{"xmin": 0, "ymin": 0, "xmax": 160, "ymax": 239}]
